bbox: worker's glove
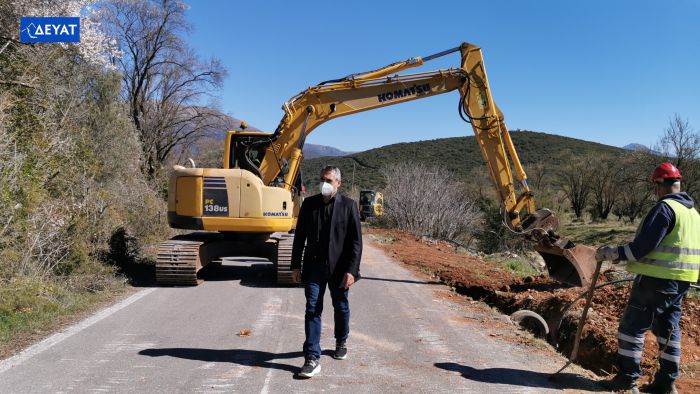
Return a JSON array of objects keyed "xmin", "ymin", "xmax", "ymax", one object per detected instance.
[{"xmin": 595, "ymin": 246, "xmax": 620, "ymax": 263}]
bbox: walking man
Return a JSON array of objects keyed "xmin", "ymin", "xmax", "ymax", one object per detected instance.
[
  {"xmin": 291, "ymin": 165, "xmax": 363, "ymax": 378},
  {"xmin": 596, "ymin": 162, "xmax": 700, "ymax": 394}
]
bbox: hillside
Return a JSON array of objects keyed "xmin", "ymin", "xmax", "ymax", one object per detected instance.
[{"xmin": 301, "ymin": 130, "xmax": 623, "ymax": 190}]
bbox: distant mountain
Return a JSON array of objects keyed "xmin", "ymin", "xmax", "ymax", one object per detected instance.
[
  {"xmin": 623, "ymin": 143, "xmax": 660, "ymax": 155},
  {"xmin": 623, "ymin": 143, "xmax": 650, "ymax": 151},
  {"xmin": 301, "ymin": 130, "xmax": 625, "ymax": 190},
  {"xmin": 303, "ymin": 144, "xmax": 353, "ymax": 159}
]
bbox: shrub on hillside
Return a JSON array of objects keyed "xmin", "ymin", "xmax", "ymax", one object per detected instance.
[
  {"xmin": 381, "ymin": 162, "xmax": 483, "ymax": 242},
  {"xmin": 473, "ymin": 198, "xmax": 529, "ymax": 254},
  {"xmin": 0, "ymin": 47, "xmax": 168, "ymax": 281}
]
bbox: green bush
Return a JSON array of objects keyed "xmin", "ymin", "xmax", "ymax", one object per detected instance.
[{"xmin": 499, "ymin": 257, "xmax": 539, "ymax": 277}]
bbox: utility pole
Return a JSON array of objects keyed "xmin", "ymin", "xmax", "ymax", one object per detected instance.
[{"xmin": 351, "ymin": 161, "xmax": 356, "ymax": 190}]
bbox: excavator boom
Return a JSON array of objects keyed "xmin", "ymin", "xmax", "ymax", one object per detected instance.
[
  {"xmin": 248, "ymin": 43, "xmax": 597, "ymax": 286},
  {"xmin": 161, "ymin": 42, "xmax": 598, "ymax": 287}
]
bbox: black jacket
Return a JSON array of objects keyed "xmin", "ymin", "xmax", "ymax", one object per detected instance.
[{"xmin": 291, "ymin": 193, "xmax": 363, "ymax": 283}]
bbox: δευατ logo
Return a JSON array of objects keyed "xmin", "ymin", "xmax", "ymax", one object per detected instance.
[{"xmin": 20, "ymin": 17, "xmax": 80, "ymax": 43}]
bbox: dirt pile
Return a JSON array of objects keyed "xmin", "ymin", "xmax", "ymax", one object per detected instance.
[{"xmin": 367, "ymin": 229, "xmax": 700, "ymax": 393}]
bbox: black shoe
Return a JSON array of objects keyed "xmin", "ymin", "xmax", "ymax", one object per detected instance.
[
  {"xmin": 298, "ymin": 357, "xmax": 321, "ymax": 378},
  {"xmin": 599, "ymin": 374, "xmax": 640, "ymax": 394},
  {"xmin": 333, "ymin": 340, "xmax": 347, "ymax": 360},
  {"xmin": 640, "ymin": 380, "xmax": 677, "ymax": 394}
]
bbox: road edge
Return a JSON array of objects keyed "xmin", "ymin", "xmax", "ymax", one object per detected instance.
[{"xmin": 0, "ymin": 288, "xmax": 156, "ymax": 374}]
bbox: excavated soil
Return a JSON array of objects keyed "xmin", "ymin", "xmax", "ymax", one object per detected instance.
[{"xmin": 367, "ymin": 229, "xmax": 700, "ymax": 393}]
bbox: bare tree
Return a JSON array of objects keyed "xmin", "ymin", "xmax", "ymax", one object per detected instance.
[
  {"xmin": 558, "ymin": 155, "xmax": 593, "ymax": 219},
  {"xmin": 101, "ymin": 0, "xmax": 227, "ymax": 178},
  {"xmin": 612, "ymin": 151, "xmax": 655, "ymax": 223},
  {"xmin": 654, "ymin": 114, "xmax": 700, "ymax": 199},
  {"xmin": 613, "ymin": 182, "xmax": 653, "ymax": 224},
  {"xmin": 527, "ymin": 162, "xmax": 549, "ymax": 192},
  {"xmin": 588, "ymin": 155, "xmax": 623, "ymax": 220},
  {"xmin": 657, "ymin": 114, "xmax": 699, "ymax": 169},
  {"xmin": 381, "ymin": 162, "xmax": 482, "ymax": 241}
]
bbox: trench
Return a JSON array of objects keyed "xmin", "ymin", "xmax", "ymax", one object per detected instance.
[
  {"xmin": 371, "ymin": 230, "xmax": 700, "ymax": 392},
  {"xmin": 431, "ymin": 271, "xmax": 624, "ymax": 376}
]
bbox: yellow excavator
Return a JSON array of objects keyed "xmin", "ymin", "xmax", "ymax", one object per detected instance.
[
  {"xmin": 359, "ymin": 190, "xmax": 383, "ymax": 221},
  {"xmin": 157, "ymin": 42, "xmax": 597, "ymax": 287}
]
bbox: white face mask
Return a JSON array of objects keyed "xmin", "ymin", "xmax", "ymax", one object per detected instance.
[{"xmin": 320, "ymin": 181, "xmax": 335, "ymax": 197}]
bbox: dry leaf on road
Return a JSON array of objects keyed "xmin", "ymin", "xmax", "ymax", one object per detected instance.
[{"xmin": 237, "ymin": 329, "xmax": 252, "ymax": 337}]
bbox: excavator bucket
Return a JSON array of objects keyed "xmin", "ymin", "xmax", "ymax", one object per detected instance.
[
  {"xmin": 521, "ymin": 210, "xmax": 598, "ymax": 287},
  {"xmin": 535, "ymin": 240, "xmax": 598, "ymax": 287}
]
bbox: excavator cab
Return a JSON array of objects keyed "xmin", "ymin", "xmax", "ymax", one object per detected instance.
[{"xmin": 225, "ymin": 132, "xmax": 270, "ymax": 172}]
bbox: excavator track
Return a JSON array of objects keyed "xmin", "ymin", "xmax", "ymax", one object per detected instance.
[
  {"xmin": 275, "ymin": 234, "xmax": 295, "ymax": 285},
  {"xmin": 156, "ymin": 239, "xmax": 203, "ymax": 286}
]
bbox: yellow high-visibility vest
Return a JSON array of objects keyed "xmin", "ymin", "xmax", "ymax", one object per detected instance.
[{"xmin": 627, "ymin": 199, "xmax": 700, "ymax": 282}]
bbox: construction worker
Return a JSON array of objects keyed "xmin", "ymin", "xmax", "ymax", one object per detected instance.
[{"xmin": 596, "ymin": 162, "xmax": 699, "ymax": 394}]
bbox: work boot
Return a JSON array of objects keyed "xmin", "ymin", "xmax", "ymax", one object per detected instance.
[
  {"xmin": 599, "ymin": 374, "xmax": 640, "ymax": 394},
  {"xmin": 298, "ymin": 357, "xmax": 321, "ymax": 378},
  {"xmin": 640, "ymin": 380, "xmax": 677, "ymax": 394},
  {"xmin": 333, "ymin": 340, "xmax": 347, "ymax": 360}
]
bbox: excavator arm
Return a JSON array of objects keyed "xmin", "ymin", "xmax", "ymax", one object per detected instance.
[
  {"xmin": 251, "ymin": 42, "xmax": 596, "ymax": 286},
  {"xmin": 258, "ymin": 43, "xmax": 534, "ymax": 228}
]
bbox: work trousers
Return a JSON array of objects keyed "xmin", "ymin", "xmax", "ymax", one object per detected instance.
[
  {"xmin": 303, "ymin": 270, "xmax": 350, "ymax": 359},
  {"xmin": 617, "ymin": 275, "xmax": 690, "ymax": 385}
]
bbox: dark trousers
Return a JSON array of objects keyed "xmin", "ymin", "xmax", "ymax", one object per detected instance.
[
  {"xmin": 303, "ymin": 270, "xmax": 350, "ymax": 359},
  {"xmin": 617, "ymin": 275, "xmax": 690, "ymax": 384}
]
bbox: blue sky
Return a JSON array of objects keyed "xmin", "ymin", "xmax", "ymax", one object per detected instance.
[{"xmin": 185, "ymin": 0, "xmax": 699, "ymax": 152}]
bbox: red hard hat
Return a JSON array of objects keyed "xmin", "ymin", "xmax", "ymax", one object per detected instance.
[{"xmin": 651, "ymin": 162, "xmax": 682, "ymax": 183}]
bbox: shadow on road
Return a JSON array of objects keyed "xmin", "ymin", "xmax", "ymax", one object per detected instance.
[
  {"xmin": 139, "ymin": 348, "xmax": 302, "ymax": 373},
  {"xmin": 360, "ymin": 276, "xmax": 443, "ymax": 285},
  {"xmin": 434, "ymin": 362, "xmax": 605, "ymax": 392},
  {"xmin": 117, "ymin": 262, "xmax": 157, "ymax": 287},
  {"xmin": 199, "ymin": 259, "xmax": 283, "ymax": 288},
  {"xmin": 128, "ymin": 257, "xmax": 304, "ymax": 289}
]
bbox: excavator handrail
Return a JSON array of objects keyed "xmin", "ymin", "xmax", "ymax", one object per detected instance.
[
  {"xmin": 317, "ymin": 45, "xmax": 462, "ymax": 86},
  {"xmin": 284, "ymin": 69, "xmax": 467, "ymax": 106}
]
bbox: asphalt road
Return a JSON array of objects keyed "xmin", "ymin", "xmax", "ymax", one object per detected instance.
[{"xmin": 0, "ymin": 238, "xmax": 600, "ymax": 393}]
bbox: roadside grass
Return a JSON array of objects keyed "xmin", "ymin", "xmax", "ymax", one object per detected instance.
[
  {"xmin": 559, "ymin": 214, "xmax": 637, "ymax": 247},
  {"xmin": 484, "ymin": 254, "xmax": 540, "ymax": 277},
  {"xmin": 499, "ymin": 257, "xmax": 540, "ymax": 276},
  {"xmin": 0, "ymin": 274, "xmax": 127, "ymax": 356},
  {"xmin": 367, "ymin": 233, "xmax": 396, "ymax": 244}
]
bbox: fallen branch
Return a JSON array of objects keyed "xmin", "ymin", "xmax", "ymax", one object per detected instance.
[{"xmin": 0, "ymin": 80, "xmax": 36, "ymax": 89}]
